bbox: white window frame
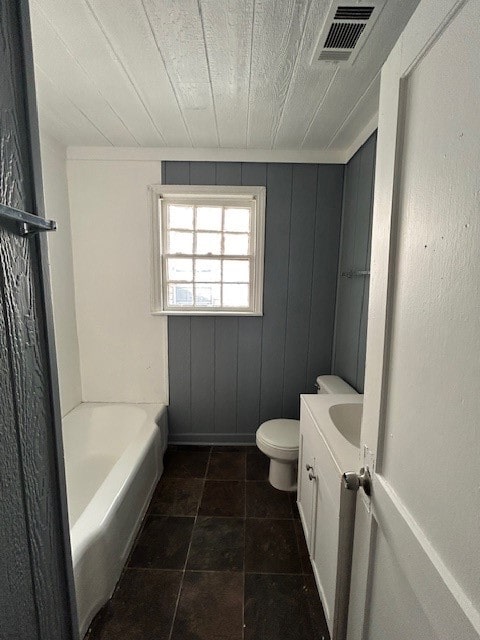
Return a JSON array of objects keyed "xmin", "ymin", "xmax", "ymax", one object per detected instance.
[{"xmin": 150, "ymin": 184, "xmax": 266, "ymax": 316}]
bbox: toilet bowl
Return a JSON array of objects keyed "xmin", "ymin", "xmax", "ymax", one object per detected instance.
[
  {"xmin": 256, "ymin": 419, "xmax": 300, "ymax": 491},
  {"xmin": 256, "ymin": 375, "xmax": 357, "ymax": 491}
]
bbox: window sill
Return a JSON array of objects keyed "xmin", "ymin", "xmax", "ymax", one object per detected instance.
[{"xmin": 151, "ymin": 310, "xmax": 263, "ymax": 317}]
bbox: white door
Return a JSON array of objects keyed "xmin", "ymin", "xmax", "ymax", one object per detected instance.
[{"xmin": 347, "ymin": 1, "xmax": 480, "ymax": 638}]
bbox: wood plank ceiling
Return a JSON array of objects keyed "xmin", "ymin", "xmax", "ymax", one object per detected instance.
[{"xmin": 30, "ymin": 0, "xmax": 420, "ymax": 152}]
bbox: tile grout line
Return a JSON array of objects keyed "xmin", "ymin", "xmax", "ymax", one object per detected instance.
[
  {"xmin": 244, "ymin": 570, "xmax": 306, "ymax": 576},
  {"xmin": 125, "ymin": 566, "xmax": 306, "ymax": 577},
  {"xmin": 149, "ymin": 514, "xmax": 296, "ymax": 521},
  {"xmin": 166, "ymin": 446, "xmax": 211, "ymax": 640}
]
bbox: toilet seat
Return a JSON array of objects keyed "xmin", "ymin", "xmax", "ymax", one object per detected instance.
[{"xmin": 256, "ymin": 419, "xmax": 300, "ymax": 451}]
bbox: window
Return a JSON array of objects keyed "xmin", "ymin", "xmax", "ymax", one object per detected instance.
[{"xmin": 151, "ymin": 185, "xmax": 265, "ymax": 315}]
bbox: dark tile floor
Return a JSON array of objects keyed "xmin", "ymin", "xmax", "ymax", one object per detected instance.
[{"xmin": 86, "ymin": 446, "xmax": 330, "ymax": 640}]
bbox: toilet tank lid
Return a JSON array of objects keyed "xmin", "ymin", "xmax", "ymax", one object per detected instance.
[{"xmin": 316, "ymin": 375, "xmax": 357, "ymax": 394}]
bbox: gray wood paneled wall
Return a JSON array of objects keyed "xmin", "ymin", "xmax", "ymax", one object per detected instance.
[
  {"xmin": 163, "ymin": 161, "xmax": 344, "ymax": 443},
  {"xmin": 333, "ymin": 132, "xmax": 377, "ymax": 393}
]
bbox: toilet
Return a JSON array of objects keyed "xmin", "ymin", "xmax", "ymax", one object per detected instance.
[{"xmin": 256, "ymin": 375, "xmax": 356, "ymax": 491}]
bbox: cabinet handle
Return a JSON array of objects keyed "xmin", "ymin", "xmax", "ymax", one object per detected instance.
[
  {"xmin": 305, "ymin": 464, "xmax": 313, "ymax": 471},
  {"xmin": 308, "ymin": 471, "xmax": 316, "ymax": 481}
]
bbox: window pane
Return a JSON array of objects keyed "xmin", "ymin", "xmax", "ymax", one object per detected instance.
[
  {"xmin": 223, "ymin": 284, "xmax": 249, "ymax": 308},
  {"xmin": 167, "ymin": 258, "xmax": 193, "ymax": 282},
  {"xmin": 195, "ymin": 283, "xmax": 221, "ymax": 307},
  {"xmin": 168, "ymin": 231, "xmax": 193, "ymax": 254},
  {"xmin": 196, "ymin": 232, "xmax": 222, "ymax": 255},
  {"xmin": 196, "ymin": 206, "xmax": 222, "ymax": 231},
  {"xmin": 224, "ymin": 233, "xmax": 249, "ymax": 255},
  {"xmin": 223, "ymin": 259, "xmax": 249, "ymax": 283},
  {"xmin": 168, "ymin": 284, "xmax": 193, "ymax": 306},
  {"xmin": 224, "ymin": 207, "xmax": 250, "ymax": 232},
  {"xmin": 168, "ymin": 204, "xmax": 193, "ymax": 229},
  {"xmin": 195, "ymin": 259, "xmax": 221, "ymax": 282}
]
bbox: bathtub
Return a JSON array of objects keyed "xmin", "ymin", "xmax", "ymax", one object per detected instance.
[{"xmin": 62, "ymin": 402, "xmax": 167, "ymax": 638}]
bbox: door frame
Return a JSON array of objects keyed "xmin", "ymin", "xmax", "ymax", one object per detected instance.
[
  {"xmin": 348, "ymin": 0, "xmax": 480, "ymax": 638},
  {"xmin": 1, "ymin": 1, "xmax": 78, "ymax": 637},
  {"xmin": 20, "ymin": 0, "xmax": 79, "ymax": 632}
]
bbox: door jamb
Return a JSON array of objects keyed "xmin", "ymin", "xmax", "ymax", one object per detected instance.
[{"xmin": 18, "ymin": 1, "xmax": 79, "ymax": 636}]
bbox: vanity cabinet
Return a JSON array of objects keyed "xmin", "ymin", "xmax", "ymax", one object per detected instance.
[{"xmin": 297, "ymin": 395, "xmax": 350, "ymax": 634}]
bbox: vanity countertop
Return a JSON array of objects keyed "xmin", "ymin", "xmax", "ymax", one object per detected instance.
[{"xmin": 300, "ymin": 393, "xmax": 363, "ymax": 473}]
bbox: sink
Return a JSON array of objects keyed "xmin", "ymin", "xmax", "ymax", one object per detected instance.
[
  {"xmin": 301, "ymin": 393, "xmax": 363, "ymax": 472},
  {"xmin": 328, "ymin": 402, "xmax": 362, "ymax": 447}
]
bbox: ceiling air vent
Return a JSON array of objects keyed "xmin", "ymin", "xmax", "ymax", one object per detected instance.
[
  {"xmin": 318, "ymin": 50, "xmax": 352, "ymax": 62},
  {"xmin": 324, "ymin": 22, "xmax": 366, "ymax": 49},
  {"xmin": 311, "ymin": 1, "xmax": 385, "ymax": 66},
  {"xmin": 334, "ymin": 6, "xmax": 375, "ymax": 20}
]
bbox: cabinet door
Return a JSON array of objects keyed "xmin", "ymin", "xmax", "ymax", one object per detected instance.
[
  {"xmin": 297, "ymin": 402, "xmax": 318, "ymax": 551},
  {"xmin": 310, "ymin": 460, "xmax": 339, "ymax": 632},
  {"xmin": 310, "ymin": 417, "xmax": 342, "ymax": 634}
]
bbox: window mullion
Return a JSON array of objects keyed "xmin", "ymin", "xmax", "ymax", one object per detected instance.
[
  {"xmin": 161, "ymin": 200, "xmax": 168, "ymax": 310},
  {"xmin": 249, "ymin": 203, "xmax": 254, "ymax": 254},
  {"xmin": 193, "ymin": 204, "xmax": 198, "ymax": 307},
  {"xmin": 164, "ymin": 254, "xmax": 226, "ymax": 260},
  {"xmin": 220, "ymin": 206, "xmax": 225, "ymax": 307},
  {"xmin": 249, "ymin": 255, "xmax": 254, "ymax": 311}
]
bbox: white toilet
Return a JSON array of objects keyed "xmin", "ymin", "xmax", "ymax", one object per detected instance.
[{"xmin": 256, "ymin": 375, "xmax": 356, "ymax": 491}]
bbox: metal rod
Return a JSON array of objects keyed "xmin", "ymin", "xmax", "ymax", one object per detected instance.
[
  {"xmin": 341, "ymin": 269, "xmax": 370, "ymax": 278},
  {"xmin": 0, "ymin": 202, "xmax": 56, "ymax": 236}
]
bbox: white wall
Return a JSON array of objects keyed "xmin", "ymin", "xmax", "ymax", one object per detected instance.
[
  {"xmin": 40, "ymin": 133, "xmax": 82, "ymax": 416},
  {"xmin": 67, "ymin": 159, "xmax": 168, "ymax": 403}
]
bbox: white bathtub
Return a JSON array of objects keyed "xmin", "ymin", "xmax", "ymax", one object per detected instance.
[{"xmin": 62, "ymin": 402, "xmax": 167, "ymax": 638}]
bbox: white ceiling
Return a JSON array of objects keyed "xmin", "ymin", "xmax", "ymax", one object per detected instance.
[{"xmin": 30, "ymin": 0, "xmax": 420, "ymax": 155}]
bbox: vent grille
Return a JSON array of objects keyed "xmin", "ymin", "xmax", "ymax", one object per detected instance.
[
  {"xmin": 334, "ymin": 6, "xmax": 374, "ymax": 20},
  {"xmin": 318, "ymin": 50, "xmax": 352, "ymax": 62},
  {"xmin": 324, "ymin": 22, "xmax": 366, "ymax": 49},
  {"xmin": 311, "ymin": 1, "xmax": 385, "ymax": 66}
]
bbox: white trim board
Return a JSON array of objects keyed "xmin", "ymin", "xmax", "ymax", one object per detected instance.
[
  {"xmin": 66, "ymin": 128, "xmax": 379, "ymax": 164},
  {"xmin": 66, "ymin": 145, "xmax": 347, "ymax": 164}
]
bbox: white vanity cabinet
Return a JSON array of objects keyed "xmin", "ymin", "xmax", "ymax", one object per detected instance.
[{"xmin": 296, "ymin": 394, "xmax": 362, "ymax": 636}]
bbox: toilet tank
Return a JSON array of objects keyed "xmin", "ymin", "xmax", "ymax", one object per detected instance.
[{"xmin": 316, "ymin": 375, "xmax": 357, "ymax": 394}]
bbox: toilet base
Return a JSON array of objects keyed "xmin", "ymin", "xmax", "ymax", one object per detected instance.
[{"xmin": 269, "ymin": 458, "xmax": 297, "ymax": 492}]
